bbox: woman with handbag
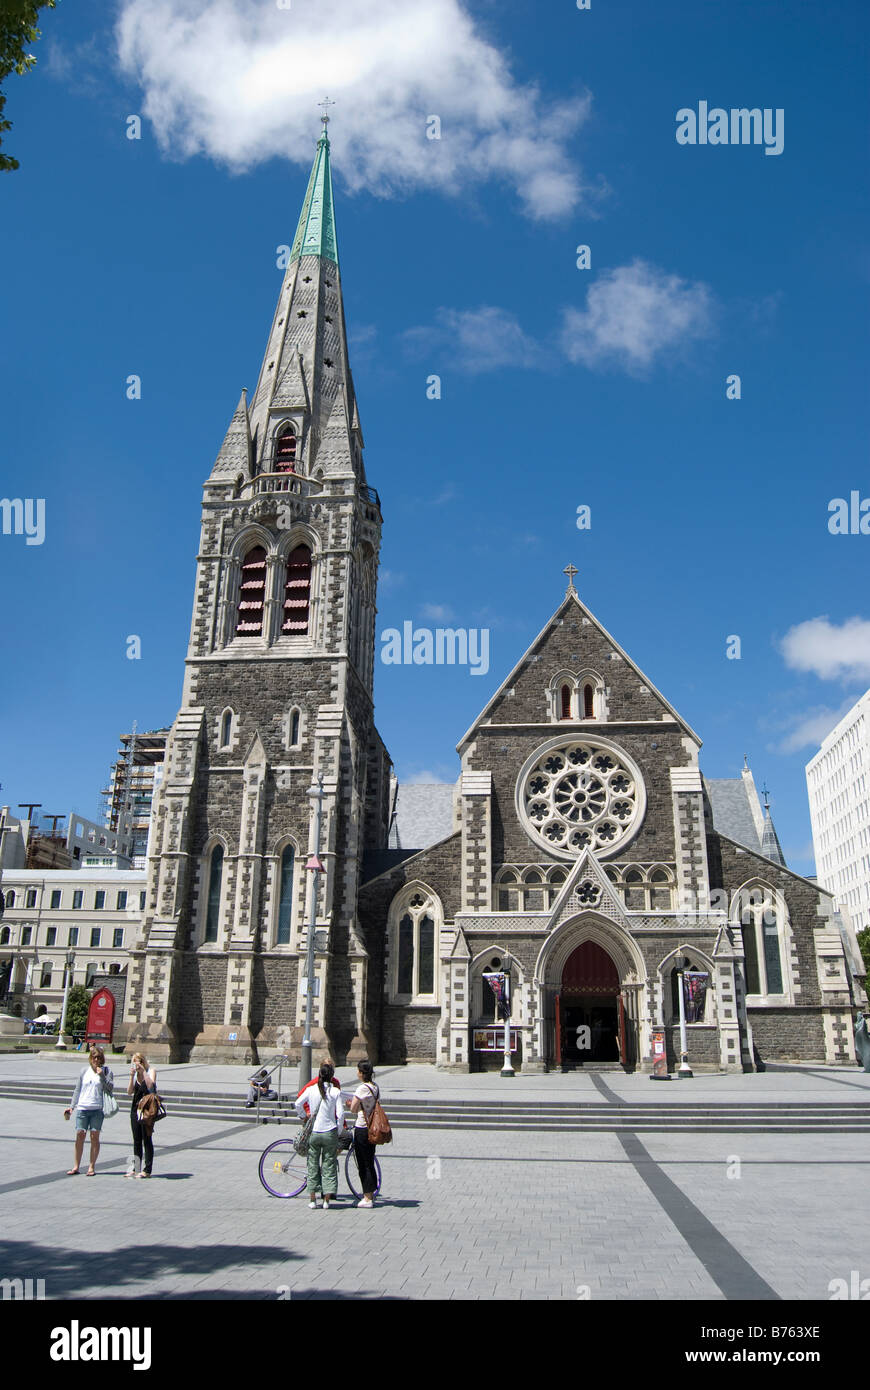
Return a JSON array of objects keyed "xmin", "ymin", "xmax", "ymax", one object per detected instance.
[
  {"xmin": 126, "ymin": 1052, "xmax": 158, "ymax": 1179},
  {"xmin": 294, "ymin": 1062, "xmax": 343, "ymax": 1209},
  {"xmin": 63, "ymin": 1047, "xmax": 114, "ymax": 1176},
  {"xmin": 348, "ymin": 1060, "xmax": 381, "ymax": 1209}
]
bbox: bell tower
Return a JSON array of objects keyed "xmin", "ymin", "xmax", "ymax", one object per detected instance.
[{"xmin": 120, "ymin": 121, "xmax": 392, "ymax": 1063}]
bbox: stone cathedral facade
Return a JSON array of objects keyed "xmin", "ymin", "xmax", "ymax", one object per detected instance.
[{"xmin": 118, "ymin": 129, "xmax": 864, "ymax": 1071}]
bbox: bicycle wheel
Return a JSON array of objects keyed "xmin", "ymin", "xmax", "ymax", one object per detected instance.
[
  {"xmin": 259, "ymin": 1138, "xmax": 307, "ymax": 1198},
  {"xmin": 345, "ymin": 1144, "xmax": 382, "ymax": 1199}
]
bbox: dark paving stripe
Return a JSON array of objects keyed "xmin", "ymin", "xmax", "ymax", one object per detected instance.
[
  {"xmin": 587, "ymin": 1073, "xmax": 626, "ymax": 1105},
  {"xmin": 0, "ymin": 1123, "xmax": 253, "ymax": 1197},
  {"xmin": 616, "ymin": 1131, "xmax": 780, "ymax": 1300}
]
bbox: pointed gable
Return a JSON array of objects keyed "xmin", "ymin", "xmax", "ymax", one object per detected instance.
[
  {"xmin": 545, "ymin": 849, "xmax": 629, "ymax": 931},
  {"xmin": 458, "ymin": 589, "xmax": 700, "ymax": 751}
]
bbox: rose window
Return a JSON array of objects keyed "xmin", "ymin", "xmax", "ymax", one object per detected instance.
[{"xmin": 518, "ymin": 740, "xmax": 643, "ymax": 858}]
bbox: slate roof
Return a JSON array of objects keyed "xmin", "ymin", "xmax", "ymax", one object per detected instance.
[
  {"xmin": 388, "ymin": 783, "xmax": 456, "ymax": 851},
  {"xmin": 704, "ymin": 776, "xmax": 764, "ymax": 854}
]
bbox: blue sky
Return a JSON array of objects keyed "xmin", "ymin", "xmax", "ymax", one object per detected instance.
[{"xmin": 1, "ymin": 0, "xmax": 868, "ymax": 873}]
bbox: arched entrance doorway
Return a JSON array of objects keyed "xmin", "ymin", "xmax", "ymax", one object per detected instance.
[{"xmin": 555, "ymin": 940, "xmax": 624, "ymax": 1067}]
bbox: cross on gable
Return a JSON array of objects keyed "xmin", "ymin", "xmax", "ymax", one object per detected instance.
[{"xmin": 563, "ymin": 564, "xmax": 579, "ymax": 592}]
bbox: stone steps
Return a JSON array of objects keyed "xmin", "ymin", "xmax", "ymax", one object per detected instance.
[{"xmin": 4, "ymin": 1078, "xmax": 870, "ymax": 1133}]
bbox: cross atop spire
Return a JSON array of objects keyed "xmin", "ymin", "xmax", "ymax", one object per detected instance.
[
  {"xmin": 563, "ymin": 564, "xmax": 579, "ymax": 594},
  {"xmin": 318, "ymin": 96, "xmax": 335, "ymax": 134}
]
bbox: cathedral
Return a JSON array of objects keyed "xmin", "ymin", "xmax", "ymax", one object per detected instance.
[{"xmin": 117, "ymin": 124, "xmax": 862, "ymax": 1073}]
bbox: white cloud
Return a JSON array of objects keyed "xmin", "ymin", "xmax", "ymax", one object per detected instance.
[
  {"xmin": 561, "ymin": 259, "xmax": 714, "ymax": 372},
  {"xmin": 780, "ymin": 616, "xmax": 870, "ymax": 682},
  {"xmin": 115, "ymin": 0, "xmax": 591, "ymax": 218},
  {"xmin": 420, "ymin": 603, "xmax": 454, "ymax": 622},
  {"xmin": 402, "ymin": 306, "xmax": 550, "ymax": 374},
  {"xmin": 776, "ymin": 704, "xmax": 856, "ymax": 754}
]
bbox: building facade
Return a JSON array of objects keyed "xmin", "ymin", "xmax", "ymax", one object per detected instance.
[
  {"xmin": 806, "ymin": 690, "xmax": 870, "ymax": 936},
  {"xmin": 358, "ymin": 590, "xmax": 864, "ymax": 1071}
]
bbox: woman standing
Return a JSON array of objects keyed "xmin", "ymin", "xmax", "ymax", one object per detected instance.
[
  {"xmin": 348, "ymin": 1060, "xmax": 379, "ymax": 1209},
  {"xmin": 126, "ymin": 1052, "xmax": 158, "ymax": 1178},
  {"xmin": 294, "ymin": 1062, "xmax": 343, "ymax": 1209},
  {"xmin": 63, "ymin": 1047, "xmax": 114, "ymax": 1176}
]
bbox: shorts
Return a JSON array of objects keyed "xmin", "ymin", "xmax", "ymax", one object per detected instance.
[{"xmin": 74, "ymin": 1108, "xmax": 104, "ymax": 1133}]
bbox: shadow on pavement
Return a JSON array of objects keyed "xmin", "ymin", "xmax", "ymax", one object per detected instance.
[{"xmin": 0, "ymin": 1239, "xmax": 301, "ymax": 1296}]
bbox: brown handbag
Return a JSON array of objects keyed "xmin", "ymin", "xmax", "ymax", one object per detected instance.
[{"xmin": 364, "ymin": 1084, "xmax": 392, "ymax": 1146}]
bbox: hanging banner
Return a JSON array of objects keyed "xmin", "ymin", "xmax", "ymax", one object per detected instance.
[
  {"xmin": 683, "ymin": 971, "xmax": 710, "ymax": 1024},
  {"xmin": 482, "ymin": 971, "xmax": 510, "ymax": 1019}
]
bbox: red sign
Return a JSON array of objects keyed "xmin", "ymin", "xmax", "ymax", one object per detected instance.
[{"xmin": 85, "ymin": 989, "xmax": 115, "ymax": 1043}]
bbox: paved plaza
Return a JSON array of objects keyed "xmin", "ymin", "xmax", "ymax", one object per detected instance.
[{"xmin": 1, "ymin": 1055, "xmax": 869, "ymax": 1301}]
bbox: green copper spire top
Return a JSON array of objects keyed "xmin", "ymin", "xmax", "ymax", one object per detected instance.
[{"xmin": 289, "ymin": 123, "xmax": 339, "ymax": 265}]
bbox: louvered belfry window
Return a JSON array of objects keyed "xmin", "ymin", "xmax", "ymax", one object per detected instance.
[
  {"xmin": 235, "ymin": 546, "xmax": 267, "ymax": 636},
  {"xmin": 275, "ymin": 428, "xmax": 297, "ymax": 473},
  {"xmin": 283, "ymin": 544, "xmax": 311, "ymax": 634}
]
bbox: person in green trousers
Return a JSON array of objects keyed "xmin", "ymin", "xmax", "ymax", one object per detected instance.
[{"xmin": 295, "ymin": 1061, "xmax": 344, "ymax": 1209}]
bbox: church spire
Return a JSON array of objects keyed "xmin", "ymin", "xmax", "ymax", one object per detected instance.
[
  {"xmin": 289, "ymin": 117, "xmax": 338, "ymax": 265},
  {"xmin": 246, "ymin": 116, "xmax": 363, "ymax": 483}
]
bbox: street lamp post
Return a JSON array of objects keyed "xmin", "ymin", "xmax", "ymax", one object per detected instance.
[
  {"xmin": 298, "ymin": 778, "xmax": 325, "ymax": 1089},
  {"xmin": 56, "ymin": 950, "xmax": 75, "ymax": 1050},
  {"xmin": 676, "ymin": 955, "xmax": 693, "ymax": 1079}
]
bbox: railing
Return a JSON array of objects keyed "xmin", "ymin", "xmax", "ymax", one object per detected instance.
[
  {"xmin": 361, "ymin": 484, "xmax": 381, "ymax": 511},
  {"xmin": 250, "ymin": 1052, "xmax": 292, "ymax": 1121},
  {"xmin": 249, "ymin": 473, "xmax": 320, "ymax": 498}
]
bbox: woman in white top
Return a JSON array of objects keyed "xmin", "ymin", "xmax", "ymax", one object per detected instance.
[
  {"xmin": 294, "ymin": 1062, "xmax": 344, "ymax": 1209},
  {"xmin": 63, "ymin": 1047, "xmax": 114, "ymax": 1176},
  {"xmin": 348, "ymin": 1060, "xmax": 379, "ymax": 1208}
]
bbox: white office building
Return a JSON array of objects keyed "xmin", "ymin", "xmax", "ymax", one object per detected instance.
[{"xmin": 806, "ymin": 689, "xmax": 870, "ymax": 933}]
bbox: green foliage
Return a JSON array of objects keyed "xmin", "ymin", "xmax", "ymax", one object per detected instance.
[
  {"xmin": 64, "ymin": 983, "xmax": 90, "ymax": 1036},
  {"xmin": 0, "ymin": 0, "xmax": 57, "ymax": 172},
  {"xmin": 858, "ymin": 928, "xmax": 870, "ymax": 979}
]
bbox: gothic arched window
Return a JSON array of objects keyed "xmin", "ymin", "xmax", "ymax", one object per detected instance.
[
  {"xmin": 4, "ymin": 892, "xmax": 14, "ymax": 909},
  {"xmin": 274, "ymin": 427, "xmax": 297, "ymax": 474},
  {"xmin": 220, "ymin": 710, "xmax": 233, "ymax": 748},
  {"xmin": 650, "ymin": 869, "xmax": 673, "ymax": 911},
  {"xmin": 734, "ymin": 883, "xmax": 785, "ymax": 996},
  {"xmin": 290, "ymin": 710, "xmax": 300, "ymax": 746},
  {"xmin": 393, "ymin": 890, "xmax": 437, "ymax": 999},
  {"xmin": 276, "ymin": 845, "xmax": 295, "ymax": 945},
  {"xmin": 235, "ymin": 546, "xmax": 267, "ymax": 636},
  {"xmin": 283, "ymin": 545, "xmax": 311, "ymax": 634},
  {"xmin": 204, "ymin": 845, "xmax": 224, "ymax": 943},
  {"xmin": 561, "ymin": 685, "xmax": 572, "ymax": 720},
  {"xmin": 584, "ymin": 684, "xmax": 595, "ymax": 718}
]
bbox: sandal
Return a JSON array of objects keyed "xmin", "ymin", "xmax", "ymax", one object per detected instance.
[
  {"xmin": 85, "ymin": 1168, "xmax": 96, "ymax": 1177},
  {"xmin": 66, "ymin": 1168, "xmax": 79, "ymax": 1175}
]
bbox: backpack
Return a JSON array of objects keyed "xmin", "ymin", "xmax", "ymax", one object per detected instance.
[{"xmin": 364, "ymin": 1084, "xmax": 392, "ymax": 1146}]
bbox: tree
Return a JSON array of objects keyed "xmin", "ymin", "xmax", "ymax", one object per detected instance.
[
  {"xmin": 64, "ymin": 983, "xmax": 90, "ymax": 1037},
  {"xmin": 0, "ymin": 0, "xmax": 57, "ymax": 173}
]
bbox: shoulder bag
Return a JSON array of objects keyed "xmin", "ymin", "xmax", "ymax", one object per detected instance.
[
  {"xmin": 364, "ymin": 1083, "xmax": 392, "ymax": 1146},
  {"xmin": 101, "ymin": 1074, "xmax": 119, "ymax": 1120}
]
